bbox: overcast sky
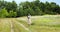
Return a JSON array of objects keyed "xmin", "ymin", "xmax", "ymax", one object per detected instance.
[{"xmin": 4, "ymin": 0, "xmax": 60, "ymax": 5}]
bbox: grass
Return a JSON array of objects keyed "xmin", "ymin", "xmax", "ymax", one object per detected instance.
[
  {"xmin": 0, "ymin": 19, "xmax": 11, "ymax": 32},
  {"xmin": 17, "ymin": 15, "xmax": 60, "ymax": 32},
  {"xmin": 30, "ymin": 15, "xmax": 60, "ymax": 32},
  {"xmin": 0, "ymin": 15, "xmax": 60, "ymax": 32}
]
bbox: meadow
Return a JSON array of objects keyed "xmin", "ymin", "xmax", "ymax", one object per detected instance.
[{"xmin": 0, "ymin": 15, "xmax": 60, "ymax": 32}]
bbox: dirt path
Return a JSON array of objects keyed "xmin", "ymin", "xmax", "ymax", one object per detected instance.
[
  {"xmin": 10, "ymin": 19, "xmax": 14, "ymax": 32},
  {"xmin": 14, "ymin": 19, "xmax": 31, "ymax": 32},
  {"xmin": 0, "ymin": 18, "xmax": 31, "ymax": 32}
]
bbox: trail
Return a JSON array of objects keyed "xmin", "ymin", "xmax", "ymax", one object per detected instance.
[
  {"xmin": 0, "ymin": 18, "xmax": 31, "ymax": 32},
  {"xmin": 14, "ymin": 20, "xmax": 32, "ymax": 32},
  {"xmin": 10, "ymin": 19, "xmax": 14, "ymax": 32}
]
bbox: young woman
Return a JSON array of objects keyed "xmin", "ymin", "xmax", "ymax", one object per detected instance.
[{"xmin": 27, "ymin": 14, "xmax": 31, "ymax": 25}]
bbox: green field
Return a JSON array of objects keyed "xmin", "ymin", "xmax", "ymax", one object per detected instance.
[{"xmin": 0, "ymin": 15, "xmax": 60, "ymax": 32}]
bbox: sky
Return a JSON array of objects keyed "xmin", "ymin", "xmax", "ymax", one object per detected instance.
[{"xmin": 4, "ymin": 0, "xmax": 60, "ymax": 5}]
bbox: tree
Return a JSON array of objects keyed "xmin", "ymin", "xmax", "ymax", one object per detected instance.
[{"xmin": 11, "ymin": 0, "xmax": 17, "ymax": 12}]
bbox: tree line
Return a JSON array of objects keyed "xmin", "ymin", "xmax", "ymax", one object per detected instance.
[{"xmin": 0, "ymin": 0, "xmax": 60, "ymax": 18}]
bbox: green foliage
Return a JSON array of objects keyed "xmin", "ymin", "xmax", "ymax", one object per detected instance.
[
  {"xmin": 0, "ymin": 8, "xmax": 8, "ymax": 18},
  {"xmin": 0, "ymin": 0, "xmax": 60, "ymax": 18},
  {"xmin": 19, "ymin": 0, "xmax": 60, "ymax": 16},
  {"xmin": 8, "ymin": 10, "xmax": 17, "ymax": 18}
]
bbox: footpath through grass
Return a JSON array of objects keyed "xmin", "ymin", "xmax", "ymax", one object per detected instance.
[{"xmin": 0, "ymin": 15, "xmax": 60, "ymax": 32}]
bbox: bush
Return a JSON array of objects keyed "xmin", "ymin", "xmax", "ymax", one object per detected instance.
[
  {"xmin": 8, "ymin": 10, "xmax": 17, "ymax": 18},
  {"xmin": 0, "ymin": 8, "xmax": 8, "ymax": 18}
]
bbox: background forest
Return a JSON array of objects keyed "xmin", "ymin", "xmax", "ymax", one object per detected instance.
[{"xmin": 0, "ymin": 0, "xmax": 60, "ymax": 18}]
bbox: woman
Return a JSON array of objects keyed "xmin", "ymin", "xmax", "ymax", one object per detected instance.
[{"xmin": 27, "ymin": 14, "xmax": 31, "ymax": 25}]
